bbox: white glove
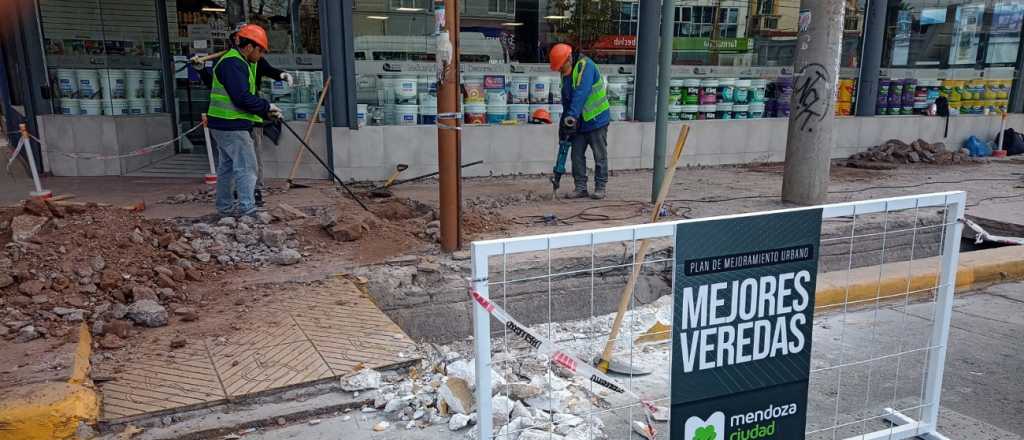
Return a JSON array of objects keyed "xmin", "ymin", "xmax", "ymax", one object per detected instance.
[
  {"xmin": 189, "ymin": 55, "xmax": 205, "ymax": 70},
  {"xmin": 280, "ymin": 72, "xmax": 294, "ymax": 87},
  {"xmin": 268, "ymin": 103, "xmax": 283, "ymax": 120}
]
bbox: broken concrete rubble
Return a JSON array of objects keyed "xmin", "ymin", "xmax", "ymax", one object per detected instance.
[
  {"xmin": 342, "ymin": 368, "xmax": 383, "ymax": 391},
  {"xmin": 438, "ymin": 377, "xmax": 476, "ymax": 415},
  {"xmin": 126, "ymin": 300, "xmax": 168, "ymax": 327},
  {"xmin": 10, "ymin": 215, "xmax": 47, "ymax": 242}
]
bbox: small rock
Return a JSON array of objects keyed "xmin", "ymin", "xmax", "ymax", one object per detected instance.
[
  {"xmin": 170, "ymin": 336, "xmax": 188, "ymax": 349},
  {"xmin": 169, "ymin": 266, "xmax": 186, "ymax": 282},
  {"xmin": 372, "ymin": 421, "xmax": 389, "ymax": 432},
  {"xmin": 256, "ymin": 212, "xmax": 274, "ymax": 225},
  {"xmin": 131, "ymin": 286, "xmax": 158, "ymax": 301},
  {"xmin": 90, "ymin": 256, "xmax": 106, "ymax": 271},
  {"xmin": 105, "ymin": 303, "xmax": 129, "ymax": 320},
  {"xmin": 342, "ymin": 368, "xmax": 382, "ymax": 391},
  {"xmin": 185, "ymin": 269, "xmax": 202, "ymax": 282},
  {"xmin": 632, "ymin": 421, "xmax": 656, "ymax": 440},
  {"xmin": 195, "ymin": 253, "xmax": 212, "ymax": 263},
  {"xmin": 10, "ymin": 215, "xmax": 48, "ymax": 242},
  {"xmin": 99, "ymin": 270, "xmax": 121, "ymax": 290},
  {"xmin": 130, "ymin": 228, "xmax": 145, "ymax": 244},
  {"xmin": 15, "ymin": 325, "xmax": 39, "ymax": 343},
  {"xmin": 75, "ymin": 421, "xmax": 98, "ymax": 440},
  {"xmin": 327, "ymin": 223, "xmax": 363, "ymax": 242},
  {"xmin": 270, "ymin": 203, "xmax": 307, "ymax": 221},
  {"xmin": 80, "ymin": 283, "xmax": 98, "ymax": 294},
  {"xmin": 91, "ymin": 320, "xmax": 105, "ymax": 336},
  {"xmin": 0, "ymin": 324, "xmax": 9, "ymax": 337},
  {"xmin": 239, "ymin": 215, "xmax": 255, "ymax": 225},
  {"xmin": 167, "ymin": 241, "xmax": 192, "ymax": 258},
  {"xmin": 438, "ymin": 378, "xmax": 476, "ymax": 415},
  {"xmin": 18, "ymin": 279, "xmax": 46, "ymax": 296},
  {"xmin": 218, "ymin": 217, "xmax": 237, "ymax": 227},
  {"xmin": 271, "ymin": 249, "xmax": 302, "ymax": 266},
  {"xmin": 31, "ymin": 294, "xmax": 50, "ymax": 304},
  {"xmin": 99, "ymin": 334, "xmax": 126, "ymax": 349},
  {"xmin": 126, "ymin": 300, "xmax": 168, "ymax": 327},
  {"xmin": 0, "ymin": 273, "xmax": 15, "ymax": 288},
  {"xmin": 261, "ymin": 229, "xmax": 288, "ymax": 248},
  {"xmin": 452, "ymin": 250, "xmax": 471, "ymax": 261},
  {"xmin": 449, "ymin": 413, "xmax": 472, "ymax": 431},
  {"xmin": 174, "ymin": 307, "xmax": 198, "ymax": 322},
  {"xmin": 8, "ymin": 296, "xmax": 32, "ymax": 306},
  {"xmin": 276, "ymin": 417, "xmax": 286, "ymax": 426},
  {"xmin": 506, "ymin": 383, "xmax": 542, "ymax": 401},
  {"xmin": 52, "ymin": 307, "xmax": 85, "ymax": 322},
  {"xmin": 492, "ymin": 395, "xmax": 514, "ymax": 426},
  {"xmin": 103, "ymin": 320, "xmax": 133, "ymax": 339},
  {"xmin": 156, "ymin": 273, "xmax": 177, "ymax": 289}
]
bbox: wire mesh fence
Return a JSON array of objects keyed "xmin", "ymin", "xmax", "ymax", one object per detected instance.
[{"xmin": 469, "ymin": 191, "xmax": 965, "ymax": 440}]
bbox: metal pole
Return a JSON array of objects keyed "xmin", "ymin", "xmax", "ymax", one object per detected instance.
[
  {"xmin": 154, "ymin": 0, "xmax": 179, "ymax": 151},
  {"xmin": 781, "ymin": 0, "xmax": 845, "ymax": 205},
  {"xmin": 633, "ymin": 0, "xmax": 661, "ymax": 122},
  {"xmin": 855, "ymin": 0, "xmax": 885, "ymax": 116},
  {"xmin": 1009, "ymin": 19, "xmax": 1024, "ymax": 113},
  {"xmin": 437, "ymin": 0, "xmax": 462, "ymax": 251},
  {"xmin": 471, "ymin": 246, "xmax": 492, "ymax": 439},
  {"xmin": 651, "ymin": 0, "xmax": 674, "ymax": 202}
]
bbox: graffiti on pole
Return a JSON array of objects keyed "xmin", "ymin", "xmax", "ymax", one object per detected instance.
[{"xmin": 792, "ymin": 63, "xmax": 830, "ymax": 133}]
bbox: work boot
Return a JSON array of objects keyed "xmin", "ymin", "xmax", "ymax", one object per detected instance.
[
  {"xmin": 565, "ymin": 189, "xmax": 589, "ymax": 199},
  {"xmin": 590, "ymin": 188, "xmax": 606, "ymax": 200},
  {"xmin": 254, "ymin": 188, "xmax": 265, "ymax": 207}
]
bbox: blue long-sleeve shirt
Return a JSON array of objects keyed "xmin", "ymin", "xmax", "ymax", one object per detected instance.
[
  {"xmin": 561, "ymin": 57, "xmax": 610, "ymax": 133},
  {"xmin": 207, "ymin": 57, "xmax": 271, "ymax": 131}
]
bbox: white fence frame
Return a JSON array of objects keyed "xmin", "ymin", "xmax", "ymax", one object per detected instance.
[{"xmin": 470, "ymin": 191, "xmax": 966, "ymax": 440}]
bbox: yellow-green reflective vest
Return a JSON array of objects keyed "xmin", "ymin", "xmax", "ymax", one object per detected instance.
[
  {"xmin": 208, "ymin": 49, "xmax": 263, "ymax": 123},
  {"xmin": 570, "ymin": 57, "xmax": 610, "ymax": 122}
]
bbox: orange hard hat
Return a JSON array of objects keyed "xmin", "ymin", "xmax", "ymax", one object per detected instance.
[
  {"xmin": 236, "ymin": 24, "xmax": 269, "ymax": 51},
  {"xmin": 549, "ymin": 43, "xmax": 572, "ymax": 72},
  {"xmin": 531, "ymin": 108, "xmax": 552, "ymax": 124}
]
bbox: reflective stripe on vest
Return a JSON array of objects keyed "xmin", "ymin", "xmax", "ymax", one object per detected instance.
[
  {"xmin": 571, "ymin": 57, "xmax": 610, "ymax": 122},
  {"xmin": 208, "ymin": 49, "xmax": 263, "ymax": 123}
]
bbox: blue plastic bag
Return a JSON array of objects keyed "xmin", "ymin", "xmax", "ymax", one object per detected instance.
[{"xmin": 963, "ymin": 135, "xmax": 992, "ymax": 157}]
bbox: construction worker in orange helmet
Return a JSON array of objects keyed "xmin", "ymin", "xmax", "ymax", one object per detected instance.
[{"xmin": 549, "ymin": 43, "xmax": 611, "ymax": 200}]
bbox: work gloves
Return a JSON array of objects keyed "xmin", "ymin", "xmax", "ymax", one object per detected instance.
[
  {"xmin": 188, "ymin": 55, "xmax": 206, "ymax": 71},
  {"xmin": 280, "ymin": 72, "xmax": 295, "ymax": 87},
  {"xmin": 268, "ymin": 103, "xmax": 284, "ymax": 120}
]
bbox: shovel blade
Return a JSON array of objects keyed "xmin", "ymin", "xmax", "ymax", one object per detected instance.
[{"xmin": 594, "ymin": 354, "xmax": 652, "ymax": 376}]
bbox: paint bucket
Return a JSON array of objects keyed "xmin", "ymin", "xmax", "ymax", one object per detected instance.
[
  {"xmin": 377, "ymin": 76, "xmax": 395, "ymax": 104},
  {"xmin": 418, "ymin": 92, "xmax": 438, "ymax": 107},
  {"xmin": 683, "ymin": 79, "xmax": 701, "ymax": 105},
  {"xmin": 76, "ymin": 69, "xmax": 101, "ymax": 99},
  {"xmin": 550, "ymin": 80, "xmax": 562, "ymax": 102},
  {"xmin": 143, "ymin": 70, "xmax": 162, "ymax": 98},
  {"xmin": 60, "ymin": 98, "xmax": 81, "ymax": 115},
  {"xmin": 147, "ymin": 99, "xmax": 164, "ymax": 113},
  {"xmin": 835, "ymin": 101, "xmax": 852, "ymax": 116},
  {"xmin": 419, "ymin": 103, "xmax": 437, "ymax": 124},
  {"xmin": 394, "ymin": 104, "xmax": 418, "ymax": 125},
  {"xmin": 667, "ymin": 104, "xmax": 682, "ymax": 121},
  {"xmin": 838, "ymin": 79, "xmax": 855, "ymax": 103},
  {"xmin": 465, "ymin": 103, "xmax": 487, "ymax": 124},
  {"xmin": 486, "ymin": 90, "xmax": 508, "ymax": 106},
  {"xmin": 699, "ymin": 79, "xmax": 719, "ymax": 105},
  {"xmin": 356, "ymin": 103, "xmax": 368, "ymax": 127},
  {"xmin": 128, "ymin": 98, "xmax": 147, "ymax": 115},
  {"xmin": 124, "ymin": 69, "xmax": 145, "ymax": 99},
  {"xmin": 530, "ymin": 76, "xmax": 552, "ymax": 104},
  {"xmin": 549, "ymin": 103, "xmax": 563, "ymax": 122},
  {"xmin": 734, "ymin": 79, "xmax": 751, "ymax": 105},
  {"xmin": 394, "ymin": 76, "xmax": 417, "ymax": 103},
  {"xmin": 669, "ymin": 79, "xmax": 685, "ymax": 105},
  {"xmin": 718, "ymin": 78, "xmax": 736, "ymax": 103},
  {"xmin": 294, "ymin": 103, "xmax": 315, "ymax": 121},
  {"xmin": 277, "ymin": 103, "xmax": 296, "ymax": 121},
  {"xmin": 507, "ymin": 103, "xmax": 530, "ymax": 124},
  {"xmin": 608, "ymin": 76, "xmax": 631, "ymax": 105},
  {"xmin": 509, "ymin": 75, "xmax": 530, "ymax": 104},
  {"xmin": 716, "ymin": 102, "xmax": 733, "ymax": 120},
  {"xmin": 698, "ymin": 104, "xmax": 717, "ymax": 120},
  {"xmin": 417, "ymin": 75, "xmax": 436, "ymax": 96},
  {"xmin": 272, "ymin": 76, "xmax": 293, "ymax": 97},
  {"xmin": 56, "ymin": 69, "xmax": 78, "ymax": 98},
  {"xmin": 609, "ymin": 104, "xmax": 627, "ymax": 121},
  {"xmin": 103, "ymin": 99, "xmax": 130, "ymax": 116},
  {"xmin": 80, "ymin": 99, "xmax": 102, "ymax": 116},
  {"xmin": 750, "ymin": 79, "xmax": 768, "ymax": 103},
  {"xmin": 733, "ymin": 104, "xmax": 749, "ymax": 119},
  {"xmin": 680, "ymin": 104, "xmax": 698, "ymax": 120},
  {"xmin": 99, "ymin": 69, "xmax": 126, "ymax": 100},
  {"xmin": 486, "ymin": 104, "xmax": 507, "ymax": 124},
  {"xmin": 749, "ymin": 102, "xmax": 765, "ymax": 118},
  {"xmin": 464, "ymin": 75, "xmax": 486, "ymax": 103}
]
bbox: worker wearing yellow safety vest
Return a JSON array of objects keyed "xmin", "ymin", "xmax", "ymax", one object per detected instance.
[
  {"xmin": 206, "ymin": 24, "xmax": 282, "ymax": 217},
  {"xmin": 550, "ymin": 43, "xmax": 611, "ymax": 200}
]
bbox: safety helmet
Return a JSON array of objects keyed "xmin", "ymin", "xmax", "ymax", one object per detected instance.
[
  {"xmin": 530, "ymin": 108, "xmax": 552, "ymax": 124},
  {"xmin": 236, "ymin": 24, "xmax": 269, "ymax": 51},
  {"xmin": 549, "ymin": 43, "xmax": 573, "ymax": 72}
]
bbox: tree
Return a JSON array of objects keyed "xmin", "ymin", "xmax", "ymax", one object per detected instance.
[{"xmin": 548, "ymin": 0, "xmax": 621, "ymax": 52}]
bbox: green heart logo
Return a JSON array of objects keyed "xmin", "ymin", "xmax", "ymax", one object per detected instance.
[{"xmin": 693, "ymin": 424, "xmax": 717, "ymax": 440}]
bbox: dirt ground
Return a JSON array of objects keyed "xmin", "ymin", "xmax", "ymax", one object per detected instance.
[{"xmin": 1, "ymin": 158, "xmax": 1022, "ymax": 389}]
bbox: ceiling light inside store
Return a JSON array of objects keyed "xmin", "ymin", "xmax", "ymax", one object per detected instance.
[
  {"xmin": 368, "ymin": 15, "xmax": 389, "ymax": 20},
  {"xmin": 545, "ymin": 15, "xmax": 568, "ymax": 20},
  {"xmin": 396, "ymin": 7, "xmax": 423, "ymax": 11},
  {"xmin": 201, "ymin": 6, "xmax": 226, "ymax": 12},
  {"xmin": 503, "ymin": 22, "xmax": 524, "ymax": 26}
]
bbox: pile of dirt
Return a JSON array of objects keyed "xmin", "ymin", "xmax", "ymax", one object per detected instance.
[
  {"xmin": 0, "ymin": 200, "xmax": 216, "ymax": 346},
  {"xmin": 847, "ymin": 138, "xmax": 977, "ymax": 166}
]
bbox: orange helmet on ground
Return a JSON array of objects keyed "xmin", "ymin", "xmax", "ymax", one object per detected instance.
[
  {"xmin": 531, "ymin": 108, "xmax": 552, "ymax": 124},
  {"xmin": 549, "ymin": 43, "xmax": 572, "ymax": 72},
  {"xmin": 236, "ymin": 24, "xmax": 269, "ymax": 51}
]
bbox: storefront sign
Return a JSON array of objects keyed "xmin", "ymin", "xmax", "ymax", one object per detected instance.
[
  {"xmin": 672, "ymin": 37, "xmax": 753, "ymax": 53},
  {"xmin": 592, "ymin": 35, "xmax": 638, "ymax": 50},
  {"xmin": 671, "ymin": 209, "xmax": 822, "ymax": 440}
]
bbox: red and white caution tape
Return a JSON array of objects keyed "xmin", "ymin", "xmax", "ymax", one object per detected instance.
[
  {"xmin": 25, "ymin": 123, "xmax": 203, "ymax": 161},
  {"xmin": 468, "ymin": 282, "xmax": 659, "ymax": 418}
]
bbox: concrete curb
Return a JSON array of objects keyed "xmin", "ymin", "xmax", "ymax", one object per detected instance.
[{"xmin": 0, "ymin": 324, "xmax": 99, "ymax": 440}]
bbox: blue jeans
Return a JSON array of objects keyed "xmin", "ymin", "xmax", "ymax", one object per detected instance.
[{"xmin": 212, "ymin": 129, "xmax": 257, "ymax": 215}]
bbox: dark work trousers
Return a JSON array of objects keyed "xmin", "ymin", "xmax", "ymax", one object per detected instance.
[{"xmin": 570, "ymin": 125, "xmax": 609, "ymax": 192}]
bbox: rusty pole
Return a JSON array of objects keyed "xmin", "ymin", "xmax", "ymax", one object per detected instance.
[{"xmin": 437, "ymin": 0, "xmax": 462, "ymax": 251}]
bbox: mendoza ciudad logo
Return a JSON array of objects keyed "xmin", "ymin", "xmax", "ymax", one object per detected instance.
[{"xmin": 685, "ymin": 400, "xmax": 801, "ymax": 440}]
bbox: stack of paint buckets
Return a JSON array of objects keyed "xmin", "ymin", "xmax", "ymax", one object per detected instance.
[
  {"xmin": 835, "ymin": 79, "xmax": 856, "ymax": 116},
  {"xmin": 267, "ymin": 70, "xmax": 328, "ymax": 122},
  {"xmin": 55, "ymin": 68, "xmax": 163, "ymax": 116}
]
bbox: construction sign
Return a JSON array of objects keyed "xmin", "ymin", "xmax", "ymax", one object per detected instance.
[{"xmin": 671, "ymin": 209, "xmax": 822, "ymax": 440}]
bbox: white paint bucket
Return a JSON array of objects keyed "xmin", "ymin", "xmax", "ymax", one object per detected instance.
[
  {"xmin": 103, "ymin": 98, "xmax": 130, "ymax": 116},
  {"xmin": 609, "ymin": 104, "xmax": 627, "ymax": 121},
  {"xmin": 486, "ymin": 90, "xmax": 507, "ymax": 106},
  {"xmin": 377, "ymin": 76, "xmax": 395, "ymax": 104},
  {"xmin": 356, "ymin": 103, "xmax": 368, "ymax": 127},
  {"xmin": 125, "ymin": 69, "xmax": 145, "ymax": 99},
  {"xmin": 143, "ymin": 70, "xmax": 161, "ymax": 99},
  {"xmin": 76, "ymin": 69, "xmax": 101, "ymax": 99},
  {"xmin": 394, "ymin": 76, "xmax": 417, "ymax": 103},
  {"xmin": 485, "ymin": 104, "xmax": 506, "ymax": 124},
  {"xmin": 549, "ymin": 103, "xmax": 563, "ymax": 122},
  {"xmin": 419, "ymin": 104, "xmax": 437, "ymax": 124},
  {"xmin": 147, "ymin": 99, "xmax": 163, "ymax": 113},
  {"xmin": 550, "ymin": 79, "xmax": 562, "ymax": 102},
  {"xmin": 395, "ymin": 104, "xmax": 418, "ymax": 126},
  {"xmin": 464, "ymin": 103, "xmax": 487, "ymax": 124},
  {"xmin": 509, "ymin": 75, "xmax": 530, "ymax": 103},
  {"xmin": 417, "ymin": 75, "xmax": 436, "ymax": 95},
  {"xmin": 530, "ymin": 76, "xmax": 551, "ymax": 103},
  {"xmin": 607, "ymin": 76, "xmax": 631, "ymax": 105},
  {"xmin": 277, "ymin": 103, "xmax": 296, "ymax": 121},
  {"xmin": 56, "ymin": 69, "xmax": 78, "ymax": 98},
  {"xmin": 507, "ymin": 103, "xmax": 530, "ymax": 124},
  {"xmin": 99, "ymin": 69, "xmax": 126, "ymax": 100},
  {"xmin": 418, "ymin": 92, "xmax": 438, "ymax": 107},
  {"xmin": 128, "ymin": 99, "xmax": 147, "ymax": 115},
  {"xmin": 293, "ymin": 103, "xmax": 314, "ymax": 121},
  {"xmin": 60, "ymin": 98, "xmax": 81, "ymax": 115},
  {"xmin": 80, "ymin": 100, "xmax": 102, "ymax": 116},
  {"xmin": 271, "ymin": 78, "xmax": 293, "ymax": 97}
]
